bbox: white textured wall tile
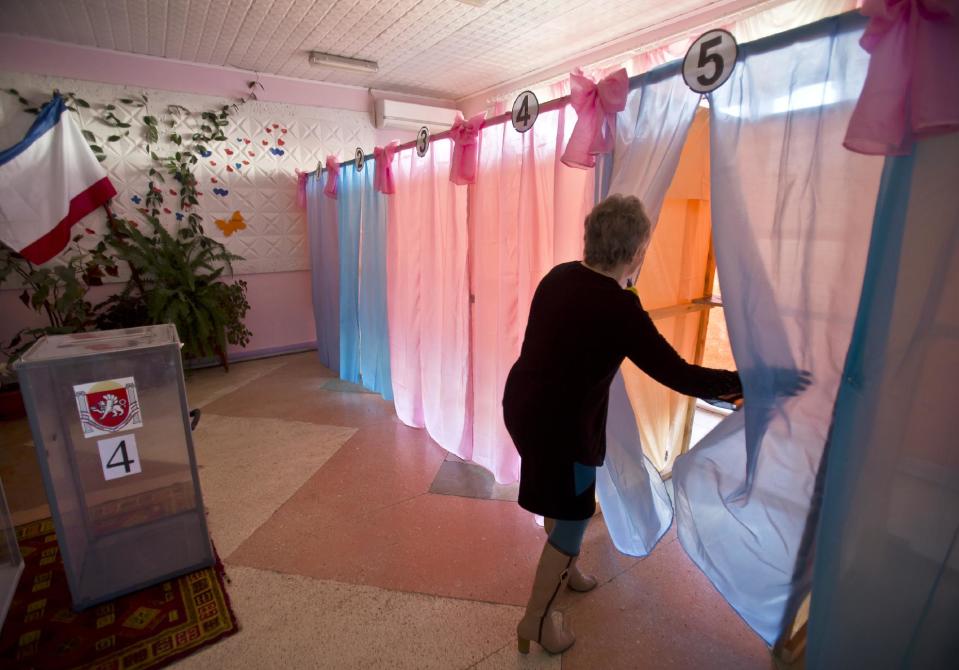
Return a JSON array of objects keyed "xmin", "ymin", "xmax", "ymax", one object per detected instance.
[{"xmin": 0, "ymin": 72, "xmax": 375, "ymax": 275}]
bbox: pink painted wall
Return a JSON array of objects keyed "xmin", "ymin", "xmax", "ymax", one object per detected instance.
[
  {"xmin": 0, "ymin": 270, "xmax": 315, "ymax": 361},
  {"xmin": 226, "ymin": 271, "xmax": 316, "ymax": 356}
]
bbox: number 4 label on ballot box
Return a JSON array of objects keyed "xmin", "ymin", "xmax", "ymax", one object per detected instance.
[{"xmin": 97, "ymin": 434, "xmax": 142, "ymax": 480}]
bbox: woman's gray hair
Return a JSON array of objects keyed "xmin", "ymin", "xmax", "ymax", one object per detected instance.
[{"xmin": 583, "ymin": 194, "xmax": 651, "ymax": 271}]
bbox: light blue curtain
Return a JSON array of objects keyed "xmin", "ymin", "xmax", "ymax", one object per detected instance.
[
  {"xmin": 597, "ymin": 371, "xmax": 674, "ymax": 555},
  {"xmin": 307, "ymin": 172, "xmax": 340, "ymax": 372},
  {"xmin": 597, "ymin": 64, "xmax": 701, "ymax": 556},
  {"xmin": 808, "ymin": 132, "xmax": 959, "ymax": 668},
  {"xmin": 358, "ymin": 165, "xmax": 393, "ymax": 401},
  {"xmin": 337, "ymin": 159, "xmax": 393, "ymax": 399},
  {"xmin": 672, "ymin": 13, "xmax": 881, "ymax": 644},
  {"xmin": 606, "ymin": 65, "xmax": 701, "ymax": 223},
  {"xmin": 338, "ymin": 162, "xmax": 364, "ymax": 385}
]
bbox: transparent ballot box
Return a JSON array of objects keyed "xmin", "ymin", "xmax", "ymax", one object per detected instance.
[
  {"xmin": 0, "ymin": 476, "xmax": 24, "ymax": 627},
  {"xmin": 15, "ymin": 325, "xmax": 212, "ymax": 610}
]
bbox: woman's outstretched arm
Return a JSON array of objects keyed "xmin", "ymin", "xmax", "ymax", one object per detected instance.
[{"xmin": 621, "ymin": 294, "xmax": 741, "ymax": 399}]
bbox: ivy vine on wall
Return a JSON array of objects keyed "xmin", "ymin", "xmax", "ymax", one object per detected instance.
[{"xmin": 0, "ymin": 80, "xmax": 266, "ymax": 370}]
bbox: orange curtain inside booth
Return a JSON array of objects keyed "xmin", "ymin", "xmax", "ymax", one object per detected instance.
[{"xmin": 621, "ymin": 109, "xmax": 714, "ymax": 474}]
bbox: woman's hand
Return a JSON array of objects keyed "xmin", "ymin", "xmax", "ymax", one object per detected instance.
[
  {"xmin": 708, "ymin": 389, "xmax": 744, "ymax": 411},
  {"xmin": 706, "ymin": 368, "xmax": 811, "ymax": 411},
  {"xmin": 772, "ymin": 368, "xmax": 813, "ymax": 397}
]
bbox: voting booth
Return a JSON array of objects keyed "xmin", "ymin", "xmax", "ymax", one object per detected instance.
[{"xmin": 15, "ymin": 325, "xmax": 212, "ymax": 610}]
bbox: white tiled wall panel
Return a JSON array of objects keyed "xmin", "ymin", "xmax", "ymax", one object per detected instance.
[{"xmin": 0, "ymin": 72, "xmax": 374, "ymax": 274}]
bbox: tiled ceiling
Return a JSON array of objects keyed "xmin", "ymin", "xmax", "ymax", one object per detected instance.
[{"xmin": 4, "ymin": 0, "xmax": 755, "ymax": 100}]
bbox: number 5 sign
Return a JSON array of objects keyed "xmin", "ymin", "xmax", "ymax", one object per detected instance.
[{"xmin": 683, "ymin": 29, "xmax": 738, "ymax": 94}]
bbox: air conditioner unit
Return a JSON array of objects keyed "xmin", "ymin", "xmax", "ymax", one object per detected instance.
[{"xmin": 373, "ymin": 98, "xmax": 459, "ymax": 133}]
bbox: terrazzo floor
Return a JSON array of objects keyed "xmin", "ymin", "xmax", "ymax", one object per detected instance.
[{"xmin": 0, "ymin": 351, "xmax": 784, "ymax": 669}]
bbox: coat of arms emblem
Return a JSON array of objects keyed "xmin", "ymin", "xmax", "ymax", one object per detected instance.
[{"xmin": 74, "ymin": 377, "xmax": 143, "ymax": 438}]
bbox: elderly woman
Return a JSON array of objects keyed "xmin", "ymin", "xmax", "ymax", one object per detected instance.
[{"xmin": 503, "ymin": 194, "xmax": 742, "ymax": 654}]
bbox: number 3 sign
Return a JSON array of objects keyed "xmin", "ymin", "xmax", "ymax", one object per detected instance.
[
  {"xmin": 416, "ymin": 126, "xmax": 430, "ymax": 157},
  {"xmin": 683, "ymin": 29, "xmax": 738, "ymax": 94}
]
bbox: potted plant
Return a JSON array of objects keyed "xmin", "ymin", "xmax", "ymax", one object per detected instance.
[
  {"xmin": 0, "ymin": 237, "xmax": 110, "ymax": 419},
  {"xmin": 1, "ymin": 85, "xmax": 258, "ymax": 372},
  {"xmin": 0, "ymin": 236, "xmax": 112, "ymax": 356},
  {"xmin": 95, "ymin": 214, "xmax": 252, "ymax": 370}
]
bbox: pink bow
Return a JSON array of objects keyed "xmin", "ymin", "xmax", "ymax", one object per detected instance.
[
  {"xmin": 323, "ymin": 155, "xmax": 340, "ymax": 199},
  {"xmin": 373, "ymin": 142, "xmax": 398, "ymax": 194},
  {"xmin": 295, "ymin": 169, "xmax": 308, "ymax": 209},
  {"xmin": 449, "ymin": 112, "xmax": 486, "ymax": 185},
  {"xmin": 845, "ymin": 0, "xmax": 958, "ymax": 155},
  {"xmin": 561, "ymin": 68, "xmax": 629, "ymax": 169}
]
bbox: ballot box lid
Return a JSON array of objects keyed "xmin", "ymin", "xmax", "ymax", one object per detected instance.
[{"xmin": 15, "ymin": 325, "xmax": 180, "ymax": 367}]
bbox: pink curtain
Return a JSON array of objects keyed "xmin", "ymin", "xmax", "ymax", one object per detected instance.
[
  {"xmin": 469, "ymin": 107, "xmax": 595, "ymax": 483},
  {"xmin": 387, "ymin": 139, "xmax": 472, "ymax": 458},
  {"xmin": 843, "ymin": 0, "xmax": 959, "ymax": 155}
]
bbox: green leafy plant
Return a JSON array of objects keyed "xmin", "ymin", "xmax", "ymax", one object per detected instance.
[
  {"xmin": 1, "ymin": 82, "xmax": 262, "ymax": 368},
  {"xmin": 0, "ymin": 234, "xmax": 117, "ymax": 361},
  {"xmin": 97, "ymin": 215, "xmax": 251, "ymax": 367}
]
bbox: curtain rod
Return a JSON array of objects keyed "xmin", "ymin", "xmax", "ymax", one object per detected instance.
[
  {"xmin": 320, "ymin": 44, "xmax": 690, "ymax": 174},
  {"xmin": 317, "ymin": 9, "xmax": 867, "ymax": 174},
  {"xmin": 320, "ymin": 55, "xmax": 686, "ymax": 174},
  {"xmin": 319, "ymin": 95, "xmax": 572, "ymax": 173}
]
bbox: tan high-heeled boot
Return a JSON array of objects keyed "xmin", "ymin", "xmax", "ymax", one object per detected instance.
[
  {"xmin": 517, "ymin": 542, "xmax": 576, "ymax": 655},
  {"xmin": 543, "ymin": 518, "xmax": 598, "ymax": 592}
]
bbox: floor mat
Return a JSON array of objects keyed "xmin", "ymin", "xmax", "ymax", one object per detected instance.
[{"xmin": 0, "ymin": 518, "xmax": 238, "ymax": 670}]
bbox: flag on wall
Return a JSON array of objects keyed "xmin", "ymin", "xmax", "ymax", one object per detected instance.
[{"xmin": 0, "ymin": 94, "xmax": 116, "ymax": 264}]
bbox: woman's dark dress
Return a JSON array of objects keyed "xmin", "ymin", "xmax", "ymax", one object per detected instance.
[{"xmin": 503, "ymin": 261, "xmax": 741, "ymax": 520}]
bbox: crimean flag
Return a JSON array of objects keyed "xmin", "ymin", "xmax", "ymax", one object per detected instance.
[{"xmin": 0, "ymin": 94, "xmax": 116, "ymax": 264}]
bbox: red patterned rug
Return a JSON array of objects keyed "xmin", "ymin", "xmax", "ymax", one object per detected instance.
[{"xmin": 0, "ymin": 518, "xmax": 239, "ymax": 669}]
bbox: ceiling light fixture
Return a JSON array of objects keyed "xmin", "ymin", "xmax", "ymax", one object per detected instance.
[{"xmin": 308, "ymin": 51, "xmax": 378, "ymax": 74}]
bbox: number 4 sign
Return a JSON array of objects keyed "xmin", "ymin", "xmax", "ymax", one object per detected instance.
[
  {"xmin": 97, "ymin": 434, "xmax": 142, "ymax": 481},
  {"xmin": 511, "ymin": 90, "xmax": 539, "ymax": 133},
  {"xmin": 683, "ymin": 29, "xmax": 738, "ymax": 94}
]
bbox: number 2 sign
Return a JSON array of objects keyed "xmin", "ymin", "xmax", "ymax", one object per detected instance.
[
  {"xmin": 683, "ymin": 29, "xmax": 738, "ymax": 94},
  {"xmin": 97, "ymin": 434, "xmax": 142, "ymax": 481}
]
